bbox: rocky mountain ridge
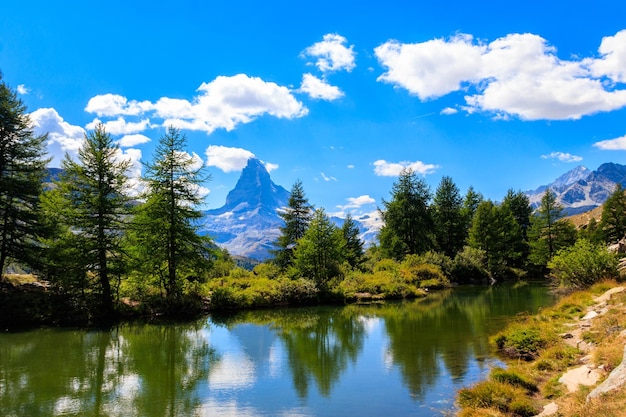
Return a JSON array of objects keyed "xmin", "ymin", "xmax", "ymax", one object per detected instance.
[{"xmin": 526, "ymin": 162, "xmax": 626, "ymax": 215}]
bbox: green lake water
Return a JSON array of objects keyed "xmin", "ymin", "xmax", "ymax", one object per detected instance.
[{"xmin": 0, "ymin": 282, "xmax": 556, "ymax": 416}]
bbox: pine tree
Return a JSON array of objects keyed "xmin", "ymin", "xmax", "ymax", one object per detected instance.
[
  {"xmin": 341, "ymin": 213, "xmax": 364, "ymax": 268},
  {"xmin": 432, "ymin": 176, "xmax": 464, "ymax": 257},
  {"xmin": 0, "ymin": 74, "xmax": 49, "ymax": 273},
  {"xmin": 502, "ymin": 189, "xmax": 533, "ymax": 266},
  {"xmin": 294, "ymin": 208, "xmax": 345, "ymax": 290},
  {"xmin": 131, "ymin": 127, "xmax": 213, "ymax": 299},
  {"xmin": 527, "ymin": 189, "xmax": 576, "ymax": 268},
  {"xmin": 378, "ymin": 169, "xmax": 434, "ymax": 259},
  {"xmin": 42, "ymin": 124, "xmax": 130, "ymax": 316},
  {"xmin": 599, "ymin": 184, "xmax": 626, "ymax": 244},
  {"xmin": 273, "ymin": 180, "xmax": 312, "ymax": 269}
]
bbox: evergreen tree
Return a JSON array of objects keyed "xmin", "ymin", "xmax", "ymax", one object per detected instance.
[
  {"xmin": 341, "ymin": 213, "xmax": 364, "ymax": 268},
  {"xmin": 378, "ymin": 169, "xmax": 434, "ymax": 259},
  {"xmin": 0, "ymin": 74, "xmax": 49, "ymax": 273},
  {"xmin": 432, "ymin": 176, "xmax": 464, "ymax": 257},
  {"xmin": 42, "ymin": 124, "xmax": 130, "ymax": 316},
  {"xmin": 599, "ymin": 184, "xmax": 626, "ymax": 244},
  {"xmin": 294, "ymin": 208, "xmax": 345, "ymax": 290},
  {"xmin": 273, "ymin": 180, "xmax": 312, "ymax": 268},
  {"xmin": 468, "ymin": 200, "xmax": 522, "ymax": 278},
  {"xmin": 461, "ymin": 186, "xmax": 483, "ymax": 238},
  {"xmin": 131, "ymin": 127, "xmax": 213, "ymax": 299},
  {"xmin": 501, "ymin": 189, "xmax": 533, "ymax": 266},
  {"xmin": 527, "ymin": 189, "xmax": 576, "ymax": 268}
]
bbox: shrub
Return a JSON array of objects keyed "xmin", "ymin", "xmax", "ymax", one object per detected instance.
[
  {"xmin": 491, "ymin": 368, "xmax": 538, "ymax": 393},
  {"xmin": 493, "ymin": 322, "xmax": 555, "ymax": 360},
  {"xmin": 452, "ymin": 246, "xmax": 488, "ymax": 283},
  {"xmin": 548, "ymin": 239, "xmax": 618, "ymax": 289}
]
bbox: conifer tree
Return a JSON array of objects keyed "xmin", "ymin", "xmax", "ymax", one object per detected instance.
[
  {"xmin": 341, "ymin": 213, "xmax": 364, "ymax": 268},
  {"xmin": 131, "ymin": 127, "xmax": 213, "ymax": 299},
  {"xmin": 273, "ymin": 180, "xmax": 312, "ymax": 269},
  {"xmin": 599, "ymin": 184, "xmax": 626, "ymax": 244},
  {"xmin": 527, "ymin": 189, "xmax": 576, "ymax": 268},
  {"xmin": 42, "ymin": 124, "xmax": 130, "ymax": 316},
  {"xmin": 432, "ymin": 176, "xmax": 464, "ymax": 257},
  {"xmin": 378, "ymin": 169, "xmax": 433, "ymax": 259},
  {"xmin": 0, "ymin": 74, "xmax": 49, "ymax": 273}
]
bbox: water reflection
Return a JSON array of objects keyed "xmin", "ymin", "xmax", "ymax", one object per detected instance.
[{"xmin": 0, "ymin": 282, "xmax": 555, "ymax": 416}]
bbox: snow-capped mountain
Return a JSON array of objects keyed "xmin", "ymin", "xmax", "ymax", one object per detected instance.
[
  {"xmin": 200, "ymin": 158, "xmax": 380, "ymax": 260},
  {"xmin": 200, "ymin": 158, "xmax": 290, "ymax": 260},
  {"xmin": 526, "ymin": 163, "xmax": 626, "ymax": 215}
]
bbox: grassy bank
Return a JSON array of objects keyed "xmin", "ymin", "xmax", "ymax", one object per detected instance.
[{"xmin": 456, "ymin": 280, "xmax": 626, "ymax": 417}]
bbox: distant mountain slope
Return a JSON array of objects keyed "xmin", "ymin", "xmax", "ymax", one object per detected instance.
[
  {"xmin": 200, "ymin": 158, "xmax": 290, "ymax": 261},
  {"xmin": 526, "ymin": 163, "xmax": 626, "ymax": 215}
]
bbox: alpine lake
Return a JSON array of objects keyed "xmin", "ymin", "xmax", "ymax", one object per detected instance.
[{"xmin": 0, "ymin": 281, "xmax": 557, "ymax": 416}]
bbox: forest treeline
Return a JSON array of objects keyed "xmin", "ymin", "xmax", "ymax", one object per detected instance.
[{"xmin": 1, "ymin": 74, "xmax": 624, "ymax": 326}]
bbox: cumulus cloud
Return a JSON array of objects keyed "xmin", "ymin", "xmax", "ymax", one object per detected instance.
[
  {"xmin": 302, "ymin": 33, "xmax": 356, "ymax": 73},
  {"xmin": 373, "ymin": 159, "xmax": 439, "ymax": 176},
  {"xmin": 29, "ymin": 108, "xmax": 86, "ymax": 165},
  {"xmin": 440, "ymin": 107, "xmax": 458, "ymax": 115},
  {"xmin": 118, "ymin": 134, "xmax": 151, "ymax": 147},
  {"xmin": 541, "ymin": 152, "xmax": 583, "ymax": 162},
  {"xmin": 375, "ymin": 30, "xmax": 626, "ymax": 120},
  {"xmin": 299, "ymin": 73, "xmax": 344, "ymax": 100},
  {"xmin": 85, "ymin": 93, "xmax": 153, "ymax": 117},
  {"xmin": 86, "ymin": 117, "xmax": 151, "ymax": 135},
  {"xmin": 17, "ymin": 84, "xmax": 29, "ymax": 95},
  {"xmin": 263, "ymin": 161, "xmax": 279, "ymax": 173},
  {"xmin": 205, "ymin": 145, "xmax": 255, "ymax": 172},
  {"xmin": 593, "ymin": 134, "xmax": 626, "ymax": 150},
  {"xmin": 84, "ymin": 74, "xmax": 307, "ymax": 136},
  {"xmin": 337, "ymin": 195, "xmax": 376, "ymax": 211}
]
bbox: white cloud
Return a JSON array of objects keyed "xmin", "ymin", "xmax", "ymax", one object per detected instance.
[
  {"xmin": 262, "ymin": 161, "xmax": 279, "ymax": 173},
  {"xmin": 206, "ymin": 145, "xmax": 255, "ymax": 172},
  {"xmin": 84, "ymin": 75, "xmax": 307, "ymax": 136},
  {"xmin": 156, "ymin": 74, "xmax": 308, "ymax": 134},
  {"xmin": 373, "ymin": 159, "xmax": 439, "ymax": 176},
  {"xmin": 114, "ymin": 147, "xmax": 144, "ymax": 196},
  {"xmin": 347, "ymin": 164, "xmax": 355, "ymax": 169},
  {"xmin": 375, "ymin": 31, "xmax": 626, "ymax": 120},
  {"xmin": 540, "ymin": 151, "xmax": 583, "ymax": 162},
  {"xmin": 17, "ymin": 84, "xmax": 29, "ymax": 95},
  {"xmin": 86, "ymin": 117, "xmax": 151, "ymax": 135},
  {"xmin": 85, "ymin": 93, "xmax": 153, "ymax": 116},
  {"xmin": 29, "ymin": 107, "xmax": 86, "ymax": 165},
  {"xmin": 336, "ymin": 195, "xmax": 376, "ymax": 211},
  {"xmin": 593, "ymin": 134, "xmax": 626, "ymax": 151},
  {"xmin": 320, "ymin": 172, "xmax": 337, "ymax": 182},
  {"xmin": 588, "ymin": 29, "xmax": 626, "ymax": 83},
  {"xmin": 440, "ymin": 107, "xmax": 458, "ymax": 115},
  {"xmin": 299, "ymin": 73, "xmax": 344, "ymax": 100},
  {"xmin": 302, "ymin": 33, "xmax": 356, "ymax": 73},
  {"xmin": 118, "ymin": 134, "xmax": 151, "ymax": 147}
]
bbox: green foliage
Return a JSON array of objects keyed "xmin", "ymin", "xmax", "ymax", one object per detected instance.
[
  {"xmin": 452, "ymin": 246, "xmax": 488, "ymax": 283},
  {"xmin": 457, "ymin": 380, "xmax": 535, "ymax": 415},
  {"xmin": 129, "ymin": 127, "xmax": 214, "ymax": 299},
  {"xmin": 468, "ymin": 200, "xmax": 523, "ymax": 278},
  {"xmin": 547, "ymin": 238, "xmax": 618, "ymax": 288},
  {"xmin": 599, "ymin": 184, "xmax": 626, "ymax": 244},
  {"xmin": 41, "ymin": 124, "xmax": 130, "ymax": 316},
  {"xmin": 273, "ymin": 180, "xmax": 312, "ymax": 269},
  {"xmin": 493, "ymin": 322, "xmax": 555, "ymax": 360},
  {"xmin": 490, "ymin": 368, "xmax": 538, "ymax": 394},
  {"xmin": 293, "ymin": 208, "xmax": 345, "ymax": 290},
  {"xmin": 432, "ymin": 176, "xmax": 465, "ymax": 257},
  {"xmin": 341, "ymin": 213, "xmax": 364, "ymax": 268},
  {"xmin": 527, "ymin": 189, "xmax": 576, "ymax": 268},
  {"xmin": 0, "ymin": 74, "xmax": 49, "ymax": 273},
  {"xmin": 379, "ymin": 169, "xmax": 434, "ymax": 259}
]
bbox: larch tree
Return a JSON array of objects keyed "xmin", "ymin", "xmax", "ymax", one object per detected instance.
[
  {"xmin": 131, "ymin": 127, "xmax": 213, "ymax": 300},
  {"xmin": 432, "ymin": 176, "xmax": 465, "ymax": 258},
  {"xmin": 43, "ymin": 124, "xmax": 130, "ymax": 316},
  {"xmin": 527, "ymin": 189, "xmax": 576, "ymax": 268},
  {"xmin": 341, "ymin": 213, "xmax": 364, "ymax": 269},
  {"xmin": 0, "ymin": 74, "xmax": 49, "ymax": 274},
  {"xmin": 378, "ymin": 169, "xmax": 434, "ymax": 259},
  {"xmin": 599, "ymin": 184, "xmax": 626, "ymax": 244},
  {"xmin": 273, "ymin": 180, "xmax": 312, "ymax": 269}
]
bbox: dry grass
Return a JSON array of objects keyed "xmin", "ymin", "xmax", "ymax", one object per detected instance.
[{"xmin": 1, "ymin": 273, "xmax": 37, "ymax": 285}]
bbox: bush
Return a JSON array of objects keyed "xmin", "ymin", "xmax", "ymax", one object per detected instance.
[
  {"xmin": 493, "ymin": 322, "xmax": 555, "ymax": 360},
  {"xmin": 548, "ymin": 239, "xmax": 618, "ymax": 289},
  {"xmin": 452, "ymin": 246, "xmax": 488, "ymax": 283}
]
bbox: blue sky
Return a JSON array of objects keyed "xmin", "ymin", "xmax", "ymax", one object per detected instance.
[{"xmin": 2, "ymin": 0, "xmax": 626, "ymax": 227}]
